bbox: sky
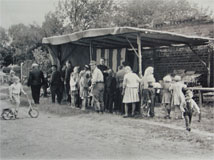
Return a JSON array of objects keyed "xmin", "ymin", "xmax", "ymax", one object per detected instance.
[{"xmin": 0, "ymin": 0, "xmax": 214, "ymax": 29}]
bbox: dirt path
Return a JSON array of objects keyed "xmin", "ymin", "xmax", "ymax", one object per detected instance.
[{"xmin": 1, "ymin": 100, "xmax": 214, "ymax": 160}]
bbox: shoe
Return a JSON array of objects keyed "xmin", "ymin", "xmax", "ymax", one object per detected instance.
[
  {"xmin": 164, "ymin": 115, "xmax": 169, "ymax": 119},
  {"xmin": 123, "ymin": 115, "xmax": 128, "ymax": 118},
  {"xmin": 186, "ymin": 128, "xmax": 191, "ymax": 132}
]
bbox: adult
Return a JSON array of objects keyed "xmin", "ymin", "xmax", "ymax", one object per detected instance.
[
  {"xmin": 115, "ymin": 61, "xmax": 128, "ymax": 114},
  {"xmin": 97, "ymin": 58, "xmax": 108, "ymax": 81},
  {"xmin": 89, "ymin": 60, "xmax": 104, "ymax": 113},
  {"xmin": 64, "ymin": 60, "xmax": 73, "ymax": 104},
  {"xmin": 122, "ymin": 66, "xmax": 141, "ymax": 118},
  {"xmin": 50, "ymin": 65, "xmax": 62, "ymax": 104},
  {"xmin": 27, "ymin": 63, "xmax": 44, "ymax": 104}
]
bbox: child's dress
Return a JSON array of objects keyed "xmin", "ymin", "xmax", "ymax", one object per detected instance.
[
  {"xmin": 79, "ymin": 71, "xmax": 89, "ymax": 99},
  {"xmin": 161, "ymin": 82, "xmax": 171, "ymax": 104},
  {"xmin": 169, "ymin": 82, "xmax": 186, "ymax": 107}
]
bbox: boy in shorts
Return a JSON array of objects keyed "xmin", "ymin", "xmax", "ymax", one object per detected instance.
[
  {"xmin": 183, "ymin": 90, "xmax": 200, "ymax": 131},
  {"xmin": 9, "ymin": 76, "xmax": 27, "ymax": 117}
]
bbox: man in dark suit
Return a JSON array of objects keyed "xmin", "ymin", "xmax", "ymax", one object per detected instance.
[
  {"xmin": 27, "ymin": 63, "xmax": 45, "ymax": 104},
  {"xmin": 64, "ymin": 60, "xmax": 73, "ymax": 104},
  {"xmin": 50, "ymin": 65, "xmax": 62, "ymax": 104}
]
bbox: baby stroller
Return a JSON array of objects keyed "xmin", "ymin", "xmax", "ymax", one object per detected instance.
[{"xmin": 1, "ymin": 94, "xmax": 39, "ymax": 120}]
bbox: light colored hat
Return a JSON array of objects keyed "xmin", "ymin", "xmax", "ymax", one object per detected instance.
[
  {"xmin": 163, "ymin": 75, "xmax": 172, "ymax": 82},
  {"xmin": 32, "ymin": 63, "xmax": 39, "ymax": 67},
  {"xmin": 174, "ymin": 75, "xmax": 181, "ymax": 81},
  {"xmin": 89, "ymin": 60, "xmax": 96, "ymax": 66}
]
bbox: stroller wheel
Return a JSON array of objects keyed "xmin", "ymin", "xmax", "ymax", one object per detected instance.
[
  {"xmin": 28, "ymin": 108, "xmax": 39, "ymax": 118},
  {"xmin": 1, "ymin": 109, "xmax": 14, "ymax": 120}
]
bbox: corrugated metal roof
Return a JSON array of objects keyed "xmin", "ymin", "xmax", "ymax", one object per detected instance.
[{"xmin": 42, "ymin": 27, "xmax": 213, "ymax": 48}]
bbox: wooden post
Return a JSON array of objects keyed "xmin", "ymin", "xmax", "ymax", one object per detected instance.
[
  {"xmin": 198, "ymin": 90, "xmax": 202, "ymax": 108},
  {"xmin": 90, "ymin": 41, "xmax": 93, "ymax": 61},
  {"xmin": 21, "ymin": 62, "xmax": 23, "ymax": 83},
  {"xmin": 137, "ymin": 33, "xmax": 142, "ymax": 77},
  {"xmin": 207, "ymin": 52, "xmax": 211, "ymax": 87}
]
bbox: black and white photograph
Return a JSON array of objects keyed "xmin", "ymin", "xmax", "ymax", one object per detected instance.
[{"xmin": 0, "ymin": 0, "xmax": 214, "ymax": 159}]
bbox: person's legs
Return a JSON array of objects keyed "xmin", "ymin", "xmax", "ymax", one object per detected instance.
[
  {"xmin": 81, "ymin": 97, "xmax": 87, "ymax": 110},
  {"xmin": 35, "ymin": 85, "xmax": 41, "ymax": 104},
  {"xmin": 13, "ymin": 94, "xmax": 20, "ymax": 117},
  {"xmin": 104, "ymin": 91, "xmax": 109, "ymax": 112},
  {"xmin": 51, "ymin": 87, "xmax": 56, "ymax": 103},
  {"xmin": 31, "ymin": 86, "xmax": 37, "ymax": 104},
  {"xmin": 131, "ymin": 103, "xmax": 136, "ymax": 116},
  {"xmin": 66, "ymin": 83, "xmax": 71, "ymax": 103},
  {"xmin": 71, "ymin": 91, "xmax": 76, "ymax": 107},
  {"xmin": 56, "ymin": 88, "xmax": 62, "ymax": 104},
  {"xmin": 124, "ymin": 103, "xmax": 128, "ymax": 116},
  {"xmin": 184, "ymin": 114, "xmax": 189, "ymax": 130},
  {"xmin": 109, "ymin": 93, "xmax": 113, "ymax": 113}
]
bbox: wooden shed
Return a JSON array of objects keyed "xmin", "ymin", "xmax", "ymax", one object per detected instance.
[{"xmin": 42, "ymin": 27, "xmax": 214, "ymax": 86}]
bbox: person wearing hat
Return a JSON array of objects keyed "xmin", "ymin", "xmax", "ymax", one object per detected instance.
[
  {"xmin": 169, "ymin": 75, "xmax": 187, "ymax": 119},
  {"xmin": 89, "ymin": 60, "xmax": 104, "ymax": 113},
  {"xmin": 161, "ymin": 75, "xmax": 172, "ymax": 119},
  {"xmin": 27, "ymin": 63, "xmax": 45, "ymax": 104},
  {"xmin": 9, "ymin": 76, "xmax": 27, "ymax": 117},
  {"xmin": 50, "ymin": 65, "xmax": 63, "ymax": 104},
  {"xmin": 183, "ymin": 90, "xmax": 200, "ymax": 131}
]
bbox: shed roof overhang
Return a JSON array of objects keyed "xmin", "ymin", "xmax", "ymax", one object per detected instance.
[{"xmin": 42, "ymin": 27, "xmax": 213, "ymax": 49}]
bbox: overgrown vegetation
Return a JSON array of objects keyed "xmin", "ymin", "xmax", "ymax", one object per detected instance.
[{"xmin": 0, "ymin": 0, "xmax": 213, "ymax": 67}]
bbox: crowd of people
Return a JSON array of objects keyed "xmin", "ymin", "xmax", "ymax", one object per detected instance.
[{"xmin": 7, "ymin": 58, "xmax": 201, "ymax": 131}]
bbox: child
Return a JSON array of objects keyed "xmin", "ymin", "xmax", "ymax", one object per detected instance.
[
  {"xmin": 9, "ymin": 76, "xmax": 27, "ymax": 117},
  {"xmin": 104, "ymin": 69, "xmax": 116, "ymax": 113},
  {"xmin": 161, "ymin": 75, "xmax": 172, "ymax": 119},
  {"xmin": 79, "ymin": 65, "xmax": 90, "ymax": 110},
  {"xmin": 169, "ymin": 75, "xmax": 187, "ymax": 119},
  {"xmin": 70, "ymin": 66, "xmax": 80, "ymax": 108},
  {"xmin": 183, "ymin": 90, "xmax": 200, "ymax": 131},
  {"xmin": 141, "ymin": 75, "xmax": 156, "ymax": 117}
]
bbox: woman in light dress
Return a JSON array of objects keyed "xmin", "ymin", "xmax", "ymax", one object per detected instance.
[{"xmin": 122, "ymin": 66, "xmax": 141, "ymax": 118}]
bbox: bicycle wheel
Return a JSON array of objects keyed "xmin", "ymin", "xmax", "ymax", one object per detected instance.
[
  {"xmin": 28, "ymin": 108, "xmax": 39, "ymax": 118},
  {"xmin": 1, "ymin": 109, "xmax": 14, "ymax": 120}
]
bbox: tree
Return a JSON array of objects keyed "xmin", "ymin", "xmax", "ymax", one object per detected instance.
[
  {"xmin": 0, "ymin": 27, "xmax": 13, "ymax": 66},
  {"xmin": 55, "ymin": 0, "xmax": 116, "ymax": 33},
  {"xmin": 112, "ymin": 0, "xmax": 213, "ymax": 27},
  {"xmin": 42, "ymin": 12, "xmax": 64, "ymax": 37},
  {"xmin": 8, "ymin": 23, "xmax": 44, "ymax": 64},
  {"xmin": 32, "ymin": 47, "xmax": 51, "ymax": 73}
]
